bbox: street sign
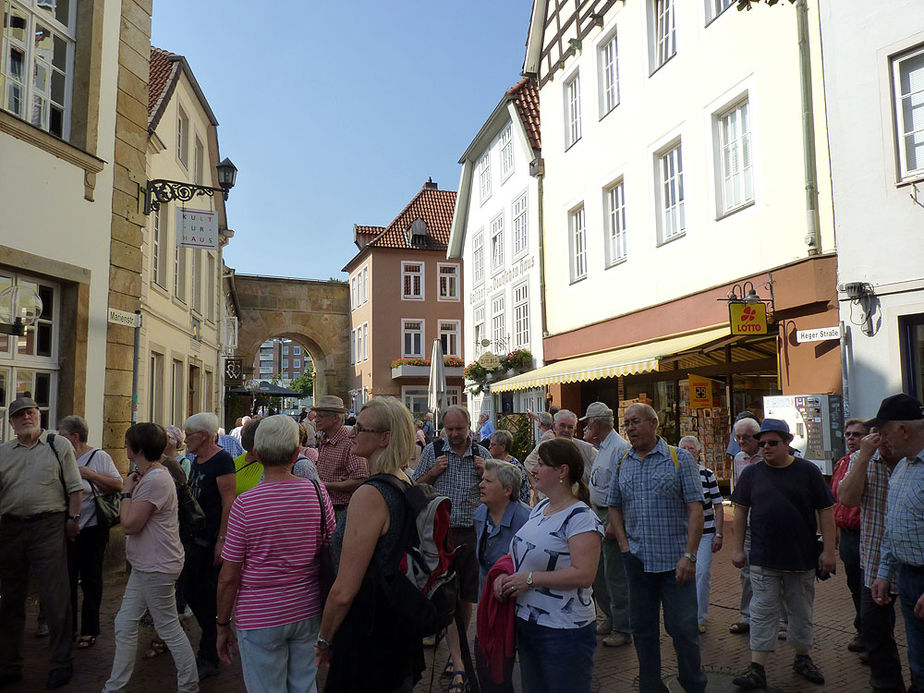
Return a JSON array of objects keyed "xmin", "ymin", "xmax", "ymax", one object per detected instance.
[
  {"xmin": 729, "ymin": 302, "xmax": 768, "ymax": 335},
  {"xmin": 108, "ymin": 307, "xmax": 141, "ymax": 328},
  {"xmin": 224, "ymin": 358, "xmax": 243, "ymax": 385},
  {"xmin": 796, "ymin": 326, "xmax": 841, "ymax": 343},
  {"xmin": 177, "ymin": 208, "xmax": 219, "ymax": 249},
  {"xmin": 478, "ymin": 351, "xmax": 501, "ymax": 370}
]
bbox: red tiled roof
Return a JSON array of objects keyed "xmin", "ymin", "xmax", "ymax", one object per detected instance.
[
  {"xmin": 361, "ymin": 185, "xmax": 457, "ymax": 252},
  {"xmin": 149, "ymin": 46, "xmax": 180, "ymax": 127},
  {"xmin": 507, "ymin": 77, "xmax": 541, "ymax": 152}
]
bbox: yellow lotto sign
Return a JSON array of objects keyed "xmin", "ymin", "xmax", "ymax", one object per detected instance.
[{"xmin": 729, "ymin": 302, "xmax": 768, "ymax": 335}]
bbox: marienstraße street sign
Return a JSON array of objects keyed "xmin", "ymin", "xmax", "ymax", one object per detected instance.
[{"xmin": 108, "ymin": 308, "xmax": 141, "ymax": 328}]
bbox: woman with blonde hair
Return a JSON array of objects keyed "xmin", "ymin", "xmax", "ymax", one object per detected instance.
[{"xmin": 316, "ymin": 397, "xmax": 424, "ymax": 692}]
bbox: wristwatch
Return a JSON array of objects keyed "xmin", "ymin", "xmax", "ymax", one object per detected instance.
[
  {"xmin": 683, "ymin": 551, "xmax": 697, "ymax": 563},
  {"xmin": 315, "ymin": 637, "xmax": 333, "ymax": 651},
  {"xmin": 526, "ymin": 571, "xmax": 534, "ymax": 588},
  {"xmin": 120, "ymin": 492, "xmax": 132, "ymax": 500},
  {"xmin": 67, "ymin": 514, "xmax": 80, "ymax": 522},
  {"xmin": 215, "ymin": 617, "xmax": 232, "ymax": 627}
]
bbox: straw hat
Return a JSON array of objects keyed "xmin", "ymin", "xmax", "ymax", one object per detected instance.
[{"xmin": 310, "ymin": 395, "xmax": 349, "ymax": 414}]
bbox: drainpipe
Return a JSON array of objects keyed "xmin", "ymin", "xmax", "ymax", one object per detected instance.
[
  {"xmin": 534, "ymin": 163, "xmax": 549, "ymax": 340},
  {"xmin": 797, "ymin": 0, "xmax": 822, "ymax": 255}
]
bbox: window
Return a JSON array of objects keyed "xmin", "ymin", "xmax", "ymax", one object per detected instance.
[
  {"xmin": 402, "ymin": 319, "xmax": 424, "ymax": 357},
  {"xmin": 177, "ymin": 106, "xmax": 189, "ymax": 167},
  {"xmin": 473, "ymin": 304, "xmax": 486, "ymax": 352},
  {"xmin": 206, "ymin": 253, "xmax": 215, "ymax": 321},
  {"xmin": 294, "ymin": 359, "xmax": 301, "ymax": 369},
  {"xmin": 604, "ymin": 180, "xmax": 627, "ymax": 265},
  {"xmin": 490, "ymin": 214, "xmax": 504, "ymax": 270},
  {"xmin": 191, "ymin": 251, "xmax": 202, "ymax": 313},
  {"xmin": 893, "ymin": 46, "xmax": 924, "ymax": 180},
  {"xmin": 439, "ymin": 320, "xmax": 460, "ymax": 357},
  {"xmin": 565, "ymin": 72, "xmax": 582, "ymax": 148},
  {"xmin": 717, "ymin": 100, "xmax": 753, "ymax": 213},
  {"xmin": 706, "ymin": 0, "xmax": 735, "ymax": 22},
  {"xmin": 478, "ymin": 151, "xmax": 492, "ymax": 203},
  {"xmin": 171, "ymin": 359, "xmax": 184, "ymax": 427},
  {"xmin": 658, "ymin": 143, "xmax": 685, "ymax": 241},
  {"xmin": 512, "ymin": 193, "xmax": 528, "ymax": 256},
  {"xmin": 569, "ymin": 205, "xmax": 587, "ymax": 282},
  {"xmin": 599, "ymin": 30, "xmax": 620, "ymax": 117},
  {"xmin": 148, "ymin": 352, "xmax": 164, "ymax": 423},
  {"xmin": 174, "ymin": 245, "xmax": 187, "ymax": 302},
  {"xmin": 653, "ymin": 0, "xmax": 677, "ymax": 69},
  {"xmin": 350, "ymin": 329, "xmax": 355, "ymax": 364},
  {"xmin": 194, "ymin": 137, "xmax": 204, "ymax": 185},
  {"xmin": 401, "ymin": 261, "xmax": 423, "ymax": 300},
  {"xmin": 351, "ymin": 276, "xmax": 358, "ymax": 309},
  {"xmin": 362, "ymin": 266, "xmax": 368, "ymax": 303},
  {"xmin": 362, "ymin": 322, "xmax": 368, "ymax": 361},
  {"xmin": 438, "ymin": 264, "xmax": 459, "ymax": 301},
  {"xmin": 491, "ymin": 295, "xmax": 505, "ymax": 346},
  {"xmin": 204, "ymin": 370, "xmax": 213, "ymax": 412},
  {"xmin": 402, "ymin": 387, "xmax": 430, "ymax": 418},
  {"xmin": 152, "ymin": 207, "xmax": 166, "ymax": 288},
  {"xmin": 293, "ymin": 346, "xmax": 301, "ymax": 355},
  {"xmin": 0, "ymin": 0, "xmax": 75, "ymax": 139},
  {"xmin": 283, "ymin": 358, "xmax": 289, "ymax": 369},
  {"xmin": 473, "ymin": 231, "xmax": 485, "ymax": 284},
  {"xmin": 513, "ymin": 282, "xmax": 530, "ymax": 349},
  {"xmin": 900, "ymin": 313, "xmax": 924, "ymax": 402},
  {"xmin": 500, "ymin": 124, "xmax": 514, "ymax": 180}
]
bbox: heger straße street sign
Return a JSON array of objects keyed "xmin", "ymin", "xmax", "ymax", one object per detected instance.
[{"xmin": 796, "ymin": 326, "xmax": 841, "ymax": 343}]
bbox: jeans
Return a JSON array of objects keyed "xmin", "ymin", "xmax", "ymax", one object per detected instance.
[
  {"xmin": 839, "ymin": 527, "xmax": 862, "ymax": 633},
  {"xmin": 181, "ymin": 541, "xmax": 220, "ymax": 664},
  {"xmin": 623, "ymin": 552, "xmax": 706, "ymax": 693},
  {"xmin": 749, "ymin": 566, "xmax": 814, "ymax": 653},
  {"xmin": 898, "ymin": 565, "xmax": 924, "ymax": 691},
  {"xmin": 739, "ymin": 527, "xmax": 752, "ymax": 622},
  {"xmin": 592, "ymin": 507, "xmax": 631, "ymax": 634},
  {"xmin": 694, "ymin": 534, "xmax": 714, "ymax": 626},
  {"xmin": 103, "ymin": 571, "xmax": 198, "ymax": 692},
  {"xmin": 67, "ymin": 523, "xmax": 109, "ymax": 637},
  {"xmin": 860, "ymin": 586, "xmax": 906, "ymax": 692},
  {"xmin": 515, "ymin": 618, "xmax": 596, "ymax": 693},
  {"xmin": 238, "ymin": 616, "xmax": 321, "ymax": 693}
]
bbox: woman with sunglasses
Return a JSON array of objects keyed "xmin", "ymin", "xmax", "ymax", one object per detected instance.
[{"xmin": 316, "ymin": 397, "xmax": 424, "ymax": 692}]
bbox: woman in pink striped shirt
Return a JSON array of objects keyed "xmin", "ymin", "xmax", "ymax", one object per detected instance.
[{"xmin": 215, "ymin": 415, "xmax": 335, "ymax": 693}]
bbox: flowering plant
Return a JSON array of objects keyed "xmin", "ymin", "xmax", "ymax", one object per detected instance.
[
  {"xmin": 443, "ymin": 356, "xmax": 465, "ymax": 368},
  {"xmin": 500, "ymin": 348, "xmax": 533, "ymax": 371},
  {"xmin": 390, "ymin": 356, "xmax": 468, "ymax": 369}
]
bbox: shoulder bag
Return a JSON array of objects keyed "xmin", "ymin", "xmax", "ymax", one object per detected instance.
[
  {"xmin": 311, "ymin": 479, "xmax": 335, "ymax": 603},
  {"xmin": 82, "ymin": 449, "xmax": 121, "ymax": 529}
]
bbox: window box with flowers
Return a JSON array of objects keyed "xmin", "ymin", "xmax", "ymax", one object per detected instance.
[
  {"xmin": 391, "ymin": 356, "xmax": 465, "ymax": 380},
  {"xmin": 500, "ymin": 348, "xmax": 533, "ymax": 374}
]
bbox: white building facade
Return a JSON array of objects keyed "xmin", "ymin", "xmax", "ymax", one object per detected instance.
[
  {"xmin": 448, "ymin": 78, "xmax": 546, "ymax": 420},
  {"xmin": 820, "ymin": 0, "xmax": 924, "ymax": 415}
]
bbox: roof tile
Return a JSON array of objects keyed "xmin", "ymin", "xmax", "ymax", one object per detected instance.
[
  {"xmin": 507, "ymin": 77, "xmax": 541, "ymax": 152},
  {"xmin": 149, "ymin": 46, "xmax": 179, "ymax": 126},
  {"xmin": 358, "ymin": 185, "xmax": 457, "ymax": 252}
]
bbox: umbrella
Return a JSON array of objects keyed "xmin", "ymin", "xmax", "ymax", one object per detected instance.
[
  {"xmin": 427, "ymin": 339, "xmax": 447, "ymax": 433},
  {"xmin": 229, "ymin": 381, "xmax": 301, "ymax": 397}
]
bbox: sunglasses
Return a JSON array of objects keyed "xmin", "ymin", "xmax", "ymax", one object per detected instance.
[{"xmin": 757, "ymin": 439, "xmax": 784, "ymax": 448}]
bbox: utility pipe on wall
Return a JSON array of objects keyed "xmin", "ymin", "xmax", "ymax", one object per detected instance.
[{"xmin": 796, "ymin": 0, "xmax": 822, "ymax": 256}]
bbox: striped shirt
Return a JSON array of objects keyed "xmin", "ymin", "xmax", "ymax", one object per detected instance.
[
  {"xmin": 877, "ymin": 450, "xmax": 924, "ymax": 582},
  {"xmin": 222, "ymin": 479, "xmax": 335, "ymax": 630},
  {"xmin": 699, "ymin": 466, "xmax": 722, "ymax": 534}
]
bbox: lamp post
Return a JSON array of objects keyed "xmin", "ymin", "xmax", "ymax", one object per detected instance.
[
  {"xmin": 0, "ymin": 285, "xmax": 43, "ymax": 336},
  {"xmin": 141, "ymin": 158, "xmax": 238, "ymax": 215}
]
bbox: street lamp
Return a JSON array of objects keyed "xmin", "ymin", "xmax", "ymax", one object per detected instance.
[
  {"xmin": 0, "ymin": 285, "xmax": 42, "ymax": 336},
  {"xmin": 142, "ymin": 157, "xmax": 238, "ymax": 215}
]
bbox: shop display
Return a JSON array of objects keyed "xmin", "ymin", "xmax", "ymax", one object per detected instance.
[{"xmin": 679, "ymin": 379, "xmax": 731, "ymax": 482}]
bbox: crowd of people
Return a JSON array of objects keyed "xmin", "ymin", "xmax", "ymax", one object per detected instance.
[{"xmin": 0, "ymin": 390, "xmax": 922, "ymax": 692}]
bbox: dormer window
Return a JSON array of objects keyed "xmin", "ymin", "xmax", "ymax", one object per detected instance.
[{"xmin": 406, "ymin": 217, "xmax": 428, "ymax": 246}]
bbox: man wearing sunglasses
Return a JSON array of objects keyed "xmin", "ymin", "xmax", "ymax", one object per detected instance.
[{"xmin": 730, "ymin": 418, "xmax": 836, "ymax": 690}]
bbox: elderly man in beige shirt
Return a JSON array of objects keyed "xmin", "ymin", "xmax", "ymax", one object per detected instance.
[{"xmin": 523, "ymin": 409, "xmax": 596, "ymax": 484}]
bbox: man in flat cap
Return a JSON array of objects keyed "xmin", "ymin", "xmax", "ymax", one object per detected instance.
[
  {"xmin": 0, "ymin": 397, "xmax": 83, "ymax": 689},
  {"xmin": 312, "ymin": 395, "xmax": 368, "ymax": 522}
]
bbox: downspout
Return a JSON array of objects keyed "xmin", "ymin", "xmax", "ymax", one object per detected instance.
[
  {"xmin": 797, "ymin": 0, "xmax": 821, "ymax": 255},
  {"xmin": 535, "ymin": 166, "xmax": 549, "ymax": 340}
]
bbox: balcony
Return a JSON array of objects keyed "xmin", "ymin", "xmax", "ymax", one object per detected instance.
[{"xmin": 391, "ymin": 356, "xmax": 465, "ymax": 380}]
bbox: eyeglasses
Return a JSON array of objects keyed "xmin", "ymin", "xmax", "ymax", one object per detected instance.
[
  {"xmin": 353, "ymin": 425, "xmax": 382, "ymax": 434},
  {"xmin": 844, "ymin": 431, "xmax": 865, "ymax": 438},
  {"xmin": 757, "ymin": 440, "xmax": 784, "ymax": 448},
  {"xmin": 622, "ymin": 418, "xmax": 651, "ymax": 429}
]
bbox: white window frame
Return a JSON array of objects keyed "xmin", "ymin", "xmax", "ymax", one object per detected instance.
[
  {"xmin": 351, "ymin": 276, "xmax": 357, "ymax": 310},
  {"xmin": 362, "ymin": 322, "xmax": 368, "ymax": 361},
  {"xmin": 490, "ymin": 213, "xmax": 505, "ymax": 271},
  {"xmin": 0, "ymin": 0, "xmax": 76, "ymax": 139},
  {"xmin": 512, "ymin": 192, "xmax": 528, "ymax": 257},
  {"xmin": 490, "ymin": 294, "xmax": 506, "ymax": 346},
  {"xmin": 194, "ymin": 136, "xmax": 205, "ymax": 185},
  {"xmin": 472, "ymin": 231, "xmax": 485, "ymax": 285},
  {"xmin": 191, "ymin": 250, "xmax": 202, "ymax": 314},
  {"xmin": 893, "ymin": 45, "xmax": 924, "ymax": 181},
  {"xmin": 401, "ymin": 261, "xmax": 424, "ymax": 301},
  {"xmin": 350, "ymin": 329, "xmax": 356, "ymax": 364},
  {"xmin": 401, "ymin": 386, "xmax": 430, "ymax": 418},
  {"xmin": 657, "ymin": 141, "xmax": 685, "ymax": 243},
  {"xmin": 148, "ymin": 351, "xmax": 164, "ymax": 424},
  {"xmin": 604, "ymin": 179, "xmax": 628, "ymax": 266},
  {"xmin": 569, "ymin": 204, "xmax": 587, "ymax": 283},
  {"xmin": 500, "ymin": 124, "xmax": 514, "ymax": 180},
  {"xmin": 437, "ymin": 263, "xmax": 460, "ymax": 301},
  {"xmin": 473, "ymin": 304, "xmax": 486, "ymax": 353},
  {"xmin": 439, "ymin": 320, "xmax": 461, "ymax": 358},
  {"xmin": 174, "ymin": 245, "xmax": 187, "ymax": 302},
  {"xmin": 401, "ymin": 319, "xmax": 425, "ymax": 358},
  {"xmin": 716, "ymin": 98, "xmax": 754, "ymax": 215},
  {"xmin": 705, "ymin": 0, "xmax": 735, "ymax": 24},
  {"xmin": 152, "ymin": 207, "xmax": 167, "ymax": 289},
  {"xmin": 512, "ymin": 282, "xmax": 530, "ymax": 350},
  {"xmin": 478, "ymin": 151, "xmax": 492, "ymax": 203},
  {"xmin": 598, "ymin": 29, "xmax": 620, "ymax": 117},
  {"xmin": 206, "ymin": 253, "xmax": 216, "ymax": 322},
  {"xmin": 564, "ymin": 71, "xmax": 582, "ymax": 149},
  {"xmin": 362, "ymin": 266, "xmax": 368, "ymax": 303},
  {"xmin": 651, "ymin": 0, "xmax": 677, "ymax": 72},
  {"xmin": 177, "ymin": 106, "xmax": 189, "ymax": 168}
]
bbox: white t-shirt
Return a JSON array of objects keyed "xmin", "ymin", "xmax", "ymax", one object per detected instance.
[
  {"xmin": 511, "ymin": 498, "xmax": 603, "ymax": 629},
  {"xmin": 76, "ymin": 448, "xmax": 122, "ymax": 529}
]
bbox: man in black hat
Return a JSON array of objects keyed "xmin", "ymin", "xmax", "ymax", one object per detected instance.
[
  {"xmin": 730, "ymin": 418, "xmax": 835, "ymax": 690},
  {"xmin": 0, "ymin": 397, "xmax": 83, "ymax": 689},
  {"xmin": 870, "ymin": 393, "xmax": 924, "ymax": 691}
]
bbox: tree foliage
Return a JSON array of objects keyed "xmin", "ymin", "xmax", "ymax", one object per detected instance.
[{"xmin": 289, "ymin": 371, "xmax": 314, "ymax": 398}]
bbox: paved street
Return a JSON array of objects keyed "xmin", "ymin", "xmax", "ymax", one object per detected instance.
[{"xmin": 10, "ymin": 510, "xmax": 912, "ymax": 692}]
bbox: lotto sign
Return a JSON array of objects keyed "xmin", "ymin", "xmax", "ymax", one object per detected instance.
[
  {"xmin": 177, "ymin": 208, "xmax": 219, "ymax": 249},
  {"xmin": 729, "ymin": 302, "xmax": 768, "ymax": 335}
]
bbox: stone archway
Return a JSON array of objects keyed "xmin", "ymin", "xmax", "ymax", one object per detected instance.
[{"xmin": 233, "ymin": 274, "xmax": 351, "ymax": 401}]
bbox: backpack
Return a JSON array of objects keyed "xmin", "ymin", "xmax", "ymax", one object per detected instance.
[
  {"xmin": 176, "ymin": 480, "xmax": 206, "ymax": 545},
  {"xmin": 371, "ymin": 474, "xmax": 459, "ymax": 638}
]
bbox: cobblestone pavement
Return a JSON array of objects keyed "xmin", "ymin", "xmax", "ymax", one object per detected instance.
[{"xmin": 9, "ymin": 513, "xmax": 912, "ymax": 692}]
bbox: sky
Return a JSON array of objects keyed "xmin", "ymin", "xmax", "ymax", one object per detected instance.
[{"xmin": 152, "ymin": 1, "xmax": 534, "ymax": 281}]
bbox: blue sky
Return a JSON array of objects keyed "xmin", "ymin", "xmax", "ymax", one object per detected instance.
[{"xmin": 152, "ymin": 1, "xmax": 534, "ymax": 280}]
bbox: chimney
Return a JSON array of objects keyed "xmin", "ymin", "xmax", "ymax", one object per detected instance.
[{"xmin": 423, "ymin": 177, "xmax": 438, "ymax": 190}]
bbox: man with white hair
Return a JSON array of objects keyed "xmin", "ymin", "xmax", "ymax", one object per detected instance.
[
  {"xmin": 729, "ymin": 416, "xmax": 762, "ymax": 635},
  {"xmin": 524, "ymin": 409, "xmax": 596, "ymax": 480},
  {"xmin": 182, "ymin": 411, "xmax": 236, "ymax": 680}
]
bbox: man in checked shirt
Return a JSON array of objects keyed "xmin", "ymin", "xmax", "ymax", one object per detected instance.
[{"xmin": 312, "ymin": 395, "xmax": 368, "ymax": 523}]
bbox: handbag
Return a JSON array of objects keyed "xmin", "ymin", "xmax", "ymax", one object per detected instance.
[
  {"xmin": 83, "ymin": 450, "xmax": 121, "ymax": 529},
  {"xmin": 311, "ymin": 479, "xmax": 335, "ymax": 603}
]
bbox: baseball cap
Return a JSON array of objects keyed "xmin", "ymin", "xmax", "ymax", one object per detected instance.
[
  {"xmin": 755, "ymin": 418, "xmax": 793, "ymax": 441},
  {"xmin": 866, "ymin": 393, "xmax": 924, "ymax": 428},
  {"xmin": 580, "ymin": 402, "xmax": 613, "ymax": 421},
  {"xmin": 8, "ymin": 397, "xmax": 39, "ymax": 418}
]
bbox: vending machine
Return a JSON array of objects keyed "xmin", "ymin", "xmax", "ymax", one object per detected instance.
[{"xmin": 762, "ymin": 394, "xmax": 845, "ymax": 475}]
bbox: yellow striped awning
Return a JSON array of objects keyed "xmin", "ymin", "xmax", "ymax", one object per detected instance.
[{"xmin": 490, "ymin": 326, "xmax": 729, "ymax": 393}]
